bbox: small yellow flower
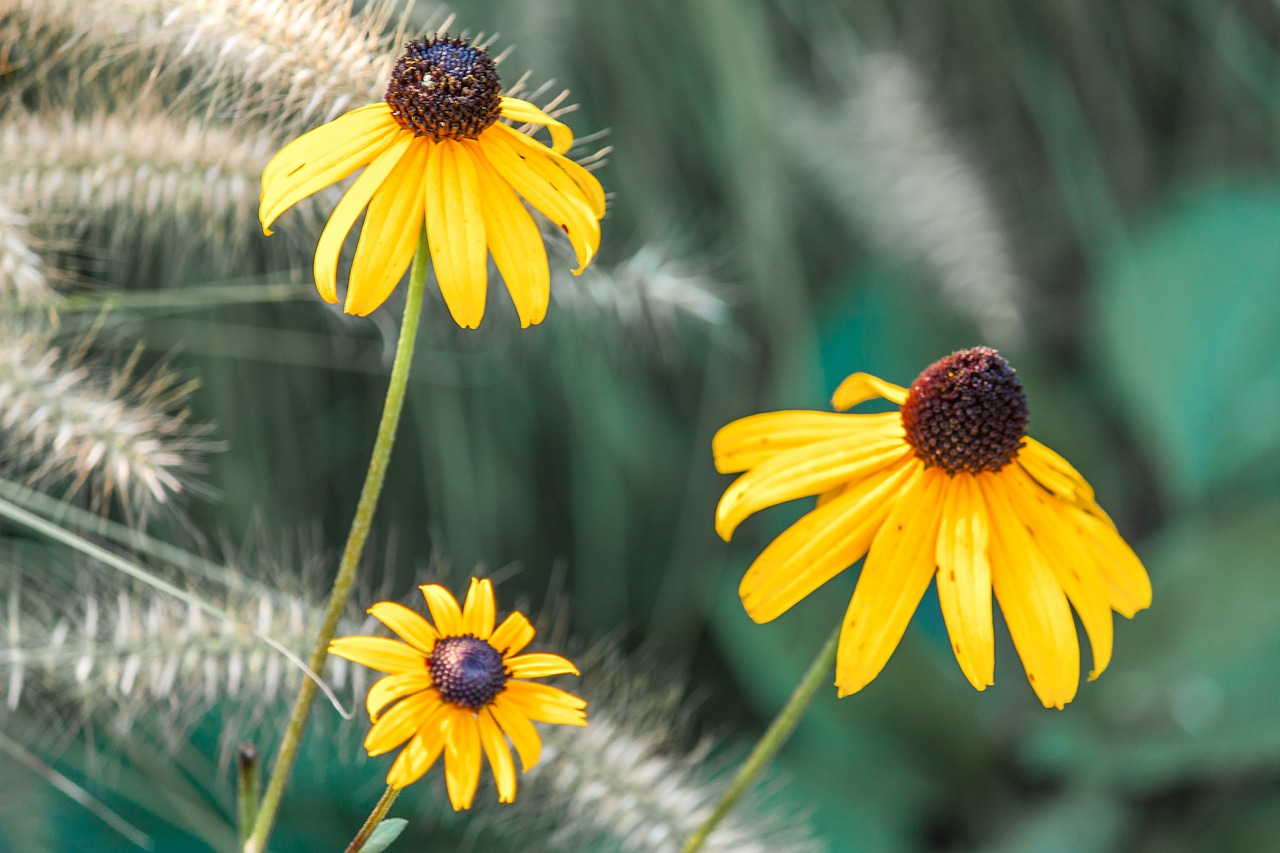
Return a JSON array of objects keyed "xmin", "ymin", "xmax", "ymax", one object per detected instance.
[
  {"xmin": 329, "ymin": 578, "xmax": 585, "ymax": 808},
  {"xmin": 713, "ymin": 347, "xmax": 1152, "ymax": 709},
  {"xmin": 260, "ymin": 34, "xmax": 605, "ymax": 327}
]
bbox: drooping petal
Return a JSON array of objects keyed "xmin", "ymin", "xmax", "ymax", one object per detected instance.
[
  {"xmin": 1007, "ymin": 466, "xmax": 1114, "ymax": 680},
  {"xmin": 712, "ymin": 411, "xmax": 902, "ymax": 474},
  {"xmin": 715, "ymin": 437, "xmax": 913, "ymax": 540},
  {"xmin": 934, "ymin": 474, "xmax": 995, "ymax": 690},
  {"xmin": 490, "ymin": 612, "xmax": 536, "ymax": 657},
  {"xmin": 465, "ymin": 139, "xmax": 550, "ymax": 327},
  {"xmin": 364, "ymin": 691, "xmax": 443, "ymax": 756},
  {"xmin": 500, "ymin": 681, "xmax": 588, "ymax": 726},
  {"xmin": 419, "ymin": 585, "xmax": 464, "ymax": 636},
  {"xmin": 478, "ymin": 709, "xmax": 518, "ymax": 803},
  {"xmin": 981, "ymin": 477, "xmax": 1081, "ymax": 709},
  {"xmin": 442, "ymin": 707, "xmax": 483, "ymax": 810},
  {"xmin": 505, "ymin": 653, "xmax": 580, "ymax": 678},
  {"xmin": 386, "ymin": 718, "xmax": 447, "ymax": 790},
  {"xmin": 260, "ymin": 104, "xmax": 402, "ymax": 233},
  {"xmin": 328, "ymin": 637, "xmax": 422, "ymax": 674},
  {"xmin": 477, "ymin": 127, "xmax": 600, "ymax": 274},
  {"xmin": 1017, "ymin": 438, "xmax": 1102, "ymax": 516},
  {"xmin": 312, "ymin": 133, "xmax": 415, "ymax": 303},
  {"xmin": 461, "ymin": 577, "xmax": 496, "ymax": 639},
  {"xmin": 343, "ymin": 137, "xmax": 429, "ymax": 316},
  {"xmin": 488, "ymin": 694, "xmax": 543, "ymax": 772},
  {"xmin": 1070, "ymin": 504, "xmax": 1153, "ymax": 617},
  {"xmin": 366, "ymin": 672, "xmax": 433, "ymax": 722},
  {"xmin": 739, "ymin": 458, "xmax": 919, "ymax": 623},
  {"xmin": 488, "ymin": 121, "xmax": 606, "ymax": 218},
  {"xmin": 830, "ymin": 373, "xmax": 909, "ymax": 411},
  {"xmin": 368, "ymin": 602, "xmax": 438, "ymax": 655},
  {"xmin": 835, "ymin": 469, "xmax": 946, "ymax": 698},
  {"xmin": 425, "ymin": 138, "xmax": 488, "ymax": 328},
  {"xmin": 499, "ymin": 96, "xmax": 574, "ymax": 154}
]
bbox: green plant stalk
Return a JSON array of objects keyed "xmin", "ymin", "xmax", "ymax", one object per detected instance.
[
  {"xmin": 243, "ymin": 233, "xmax": 430, "ymax": 853},
  {"xmin": 681, "ymin": 623, "xmax": 841, "ymax": 853},
  {"xmin": 344, "ymin": 786, "xmax": 401, "ymax": 853}
]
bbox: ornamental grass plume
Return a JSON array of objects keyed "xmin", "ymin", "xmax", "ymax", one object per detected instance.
[
  {"xmin": 259, "ymin": 33, "xmax": 606, "ymax": 326},
  {"xmin": 715, "ymin": 347, "xmax": 1151, "ymax": 709}
]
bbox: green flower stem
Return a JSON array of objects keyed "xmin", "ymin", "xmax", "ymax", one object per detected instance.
[
  {"xmin": 243, "ymin": 233, "xmax": 430, "ymax": 853},
  {"xmin": 344, "ymin": 786, "xmax": 401, "ymax": 853},
  {"xmin": 681, "ymin": 623, "xmax": 841, "ymax": 853},
  {"xmin": 236, "ymin": 743, "xmax": 260, "ymax": 846}
]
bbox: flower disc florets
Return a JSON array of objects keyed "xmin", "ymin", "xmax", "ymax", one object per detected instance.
[
  {"xmin": 900, "ymin": 346, "xmax": 1028, "ymax": 475},
  {"xmin": 385, "ymin": 35, "xmax": 502, "ymax": 140},
  {"xmin": 428, "ymin": 635, "xmax": 508, "ymax": 708}
]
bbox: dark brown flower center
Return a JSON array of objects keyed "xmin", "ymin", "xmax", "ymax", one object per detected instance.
[
  {"xmin": 427, "ymin": 635, "xmax": 507, "ymax": 708},
  {"xmin": 900, "ymin": 347, "xmax": 1028, "ymax": 475},
  {"xmin": 385, "ymin": 35, "xmax": 502, "ymax": 140}
]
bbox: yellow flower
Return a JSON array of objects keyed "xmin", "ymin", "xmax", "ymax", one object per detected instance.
[
  {"xmin": 713, "ymin": 347, "xmax": 1151, "ymax": 709},
  {"xmin": 259, "ymin": 34, "xmax": 605, "ymax": 327},
  {"xmin": 329, "ymin": 578, "xmax": 586, "ymax": 808}
]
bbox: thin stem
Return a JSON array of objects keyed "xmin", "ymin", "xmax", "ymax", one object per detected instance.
[
  {"xmin": 344, "ymin": 787, "xmax": 401, "ymax": 853},
  {"xmin": 680, "ymin": 623, "xmax": 841, "ymax": 853},
  {"xmin": 237, "ymin": 743, "xmax": 260, "ymax": 846},
  {"xmin": 243, "ymin": 233, "xmax": 430, "ymax": 853}
]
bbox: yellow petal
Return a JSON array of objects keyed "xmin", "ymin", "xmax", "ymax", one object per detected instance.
[
  {"xmin": 443, "ymin": 707, "xmax": 483, "ymax": 810},
  {"xmin": 364, "ymin": 691, "xmax": 442, "ymax": 756},
  {"xmin": 461, "ymin": 577, "xmax": 496, "ymax": 639},
  {"xmin": 477, "ymin": 127, "xmax": 600, "ymax": 274},
  {"xmin": 739, "ymin": 458, "xmax": 919, "ymax": 623},
  {"xmin": 982, "ymin": 477, "xmax": 1080, "ymax": 709},
  {"xmin": 343, "ymin": 138, "xmax": 429, "ymax": 316},
  {"xmin": 386, "ymin": 718, "xmax": 447, "ymax": 790},
  {"xmin": 466, "ymin": 139, "xmax": 551, "ymax": 327},
  {"xmin": 367, "ymin": 601, "xmax": 438, "ymax": 655},
  {"xmin": 490, "ymin": 612, "xmax": 536, "ymax": 656},
  {"xmin": 489, "ymin": 121, "xmax": 606, "ymax": 218},
  {"xmin": 1072, "ymin": 504, "xmax": 1153, "ymax": 617},
  {"xmin": 426, "ymin": 138, "xmax": 488, "ymax": 328},
  {"xmin": 835, "ymin": 469, "xmax": 946, "ymax": 698},
  {"xmin": 366, "ymin": 672, "xmax": 432, "ymax": 722},
  {"xmin": 715, "ymin": 436, "xmax": 912, "ymax": 540},
  {"xmin": 934, "ymin": 474, "xmax": 995, "ymax": 690},
  {"xmin": 1017, "ymin": 438, "xmax": 1102, "ymax": 516},
  {"xmin": 478, "ymin": 708, "xmax": 518, "ymax": 803},
  {"xmin": 831, "ymin": 373, "xmax": 909, "ymax": 411},
  {"xmin": 505, "ymin": 653, "xmax": 580, "ymax": 678},
  {"xmin": 1007, "ymin": 466, "xmax": 1114, "ymax": 679},
  {"xmin": 500, "ymin": 96, "xmax": 574, "ymax": 155},
  {"xmin": 328, "ymin": 637, "xmax": 422, "ymax": 674},
  {"xmin": 419, "ymin": 585, "xmax": 464, "ymax": 636},
  {"xmin": 260, "ymin": 104, "xmax": 401, "ymax": 234},
  {"xmin": 500, "ymin": 681, "xmax": 588, "ymax": 726},
  {"xmin": 713, "ymin": 411, "xmax": 902, "ymax": 474},
  {"xmin": 312, "ymin": 133, "xmax": 415, "ymax": 303},
  {"xmin": 489, "ymin": 695, "xmax": 542, "ymax": 772}
]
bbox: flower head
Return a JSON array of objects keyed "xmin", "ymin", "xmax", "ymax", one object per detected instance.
[
  {"xmin": 329, "ymin": 578, "xmax": 586, "ymax": 808},
  {"xmin": 713, "ymin": 347, "xmax": 1152, "ymax": 709},
  {"xmin": 260, "ymin": 34, "xmax": 606, "ymax": 327}
]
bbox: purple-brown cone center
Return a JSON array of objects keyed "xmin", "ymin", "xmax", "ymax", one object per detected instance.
[
  {"xmin": 428, "ymin": 635, "xmax": 507, "ymax": 708},
  {"xmin": 900, "ymin": 347, "xmax": 1028, "ymax": 475},
  {"xmin": 385, "ymin": 35, "xmax": 502, "ymax": 140}
]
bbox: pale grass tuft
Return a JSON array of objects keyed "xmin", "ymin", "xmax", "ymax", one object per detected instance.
[
  {"xmin": 791, "ymin": 52, "xmax": 1026, "ymax": 344},
  {"xmin": 0, "ymin": 205, "xmax": 56, "ymax": 306},
  {"xmin": 0, "ymin": 327, "xmax": 218, "ymax": 523}
]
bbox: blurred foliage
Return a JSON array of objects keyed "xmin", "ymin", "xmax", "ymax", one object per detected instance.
[{"xmin": 4, "ymin": 0, "xmax": 1280, "ymax": 850}]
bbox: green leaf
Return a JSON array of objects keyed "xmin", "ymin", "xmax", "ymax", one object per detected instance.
[
  {"xmin": 358, "ymin": 818, "xmax": 408, "ymax": 853},
  {"xmin": 1096, "ymin": 185, "xmax": 1280, "ymax": 502}
]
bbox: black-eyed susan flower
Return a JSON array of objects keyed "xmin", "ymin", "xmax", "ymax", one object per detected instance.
[
  {"xmin": 329, "ymin": 578, "xmax": 586, "ymax": 808},
  {"xmin": 259, "ymin": 34, "xmax": 605, "ymax": 327},
  {"xmin": 713, "ymin": 347, "xmax": 1151, "ymax": 709}
]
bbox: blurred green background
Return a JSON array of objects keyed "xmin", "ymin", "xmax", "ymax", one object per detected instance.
[{"xmin": 4, "ymin": 0, "xmax": 1280, "ymax": 850}]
